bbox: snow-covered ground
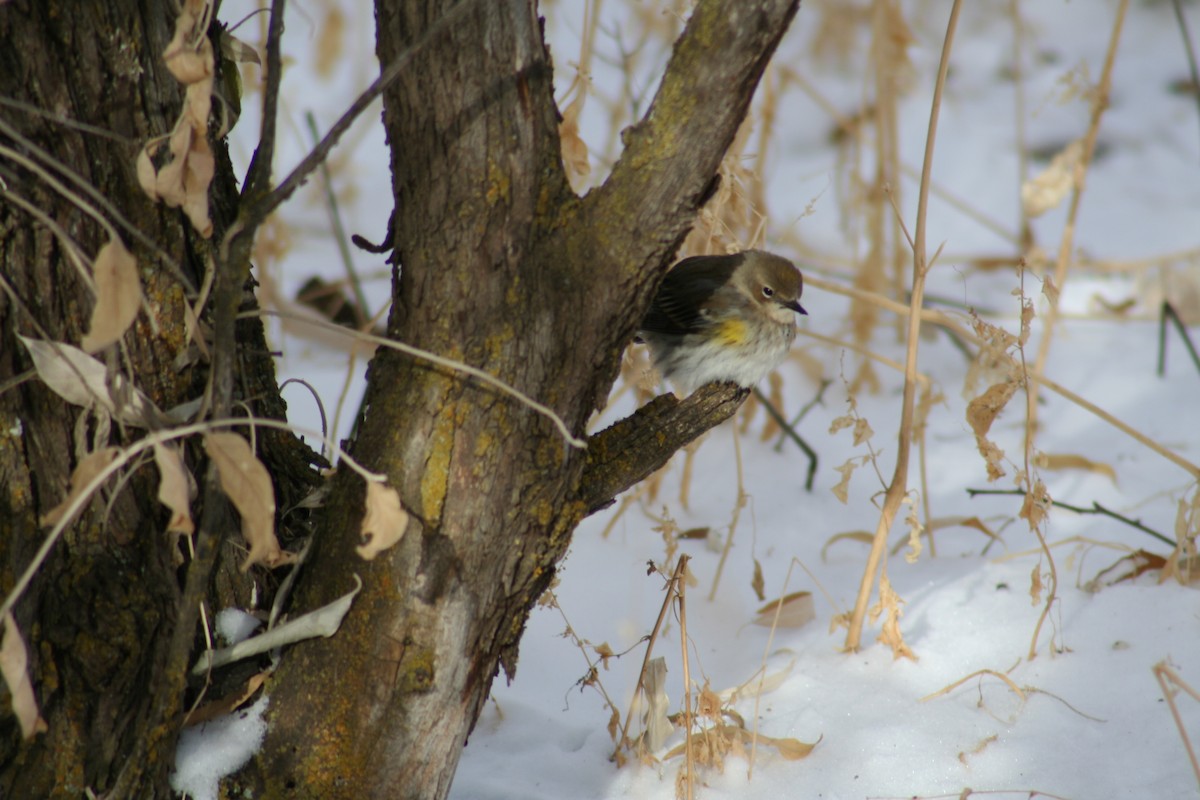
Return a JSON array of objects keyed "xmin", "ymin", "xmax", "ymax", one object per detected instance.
[{"xmin": 175, "ymin": 1, "xmax": 1200, "ymax": 798}]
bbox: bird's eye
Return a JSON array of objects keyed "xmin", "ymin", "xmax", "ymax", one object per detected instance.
[{"xmin": 761, "ymin": 286, "xmax": 774, "ymax": 298}]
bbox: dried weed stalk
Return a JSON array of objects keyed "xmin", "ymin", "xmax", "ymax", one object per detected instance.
[{"xmin": 843, "ymin": 0, "xmax": 963, "ymax": 655}]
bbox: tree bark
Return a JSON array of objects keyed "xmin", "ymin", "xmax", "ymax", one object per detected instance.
[
  {"xmin": 254, "ymin": 1, "xmax": 800, "ymax": 798},
  {"xmin": 0, "ymin": 2, "xmax": 316, "ymax": 796}
]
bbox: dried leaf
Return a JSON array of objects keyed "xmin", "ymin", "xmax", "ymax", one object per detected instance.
[
  {"xmin": 1029, "ymin": 563, "xmax": 1044, "ymax": 606},
  {"xmin": 871, "ymin": 573, "xmax": 916, "ymax": 661},
  {"xmin": 220, "ymin": 31, "xmax": 261, "ymax": 66},
  {"xmin": 154, "ymin": 443, "xmax": 195, "ymax": 536},
  {"xmin": 606, "ymin": 707, "xmax": 621, "ymax": 744},
  {"xmin": 163, "ymin": 0, "xmax": 212, "ymax": 84},
  {"xmin": 204, "ymin": 432, "xmax": 283, "ymax": 570},
  {"xmin": 1042, "ymin": 274, "xmax": 1060, "ymax": 307},
  {"xmin": 720, "ymin": 658, "xmax": 797, "ymax": 704},
  {"xmin": 750, "ymin": 558, "xmax": 765, "ymax": 602},
  {"xmin": 1, "ymin": 612, "xmax": 47, "ymax": 739},
  {"xmin": 967, "ymin": 380, "xmax": 1018, "ymax": 481},
  {"xmin": 852, "ymin": 416, "xmax": 873, "ymax": 446},
  {"xmin": 192, "ymin": 575, "xmax": 362, "ymax": 675},
  {"xmin": 762, "ymin": 732, "xmax": 819, "ymax": 760},
  {"xmin": 82, "ymin": 237, "xmax": 142, "ymax": 353},
  {"xmin": 40, "ymin": 447, "xmax": 122, "ymax": 526},
  {"xmin": 356, "ymin": 481, "xmax": 409, "ymax": 560},
  {"xmin": 594, "ymin": 641, "xmax": 614, "ymax": 670},
  {"xmin": 641, "ymin": 657, "xmax": 673, "ymax": 752},
  {"xmin": 696, "ymin": 683, "xmax": 722, "ymax": 722},
  {"xmin": 904, "ymin": 501, "xmax": 924, "ymax": 564},
  {"xmin": 1019, "ymin": 479, "xmax": 1051, "ymax": 529},
  {"xmin": 1021, "ymin": 139, "xmax": 1082, "ymax": 217},
  {"xmin": 830, "ymin": 456, "xmax": 864, "ymax": 504},
  {"xmin": 1086, "ymin": 549, "xmax": 1168, "ymax": 591},
  {"xmin": 752, "ymin": 591, "xmax": 815, "ymax": 629},
  {"xmin": 184, "ymin": 670, "xmax": 268, "ymax": 726},
  {"xmin": 820, "ymin": 530, "xmax": 874, "ymax": 561},
  {"xmin": 1035, "ymin": 452, "xmax": 1117, "ymax": 483},
  {"xmin": 153, "ymin": 9, "xmax": 216, "ymax": 238},
  {"xmin": 19, "ymin": 336, "xmax": 155, "ymax": 426}
]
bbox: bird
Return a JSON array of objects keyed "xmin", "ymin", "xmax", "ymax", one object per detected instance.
[{"xmin": 637, "ymin": 250, "xmax": 807, "ymax": 394}]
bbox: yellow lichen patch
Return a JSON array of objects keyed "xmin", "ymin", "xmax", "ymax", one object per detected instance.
[
  {"xmin": 486, "ymin": 159, "xmax": 511, "ymax": 207},
  {"xmin": 420, "ymin": 405, "xmax": 457, "ymax": 524}
]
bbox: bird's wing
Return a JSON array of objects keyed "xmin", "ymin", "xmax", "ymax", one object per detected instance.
[{"xmin": 639, "ymin": 254, "xmax": 743, "ymax": 337}]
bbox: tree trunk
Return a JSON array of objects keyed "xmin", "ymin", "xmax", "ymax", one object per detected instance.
[
  {"xmin": 0, "ymin": 2, "xmax": 316, "ymax": 796},
  {"xmin": 254, "ymin": 1, "xmax": 800, "ymax": 798}
]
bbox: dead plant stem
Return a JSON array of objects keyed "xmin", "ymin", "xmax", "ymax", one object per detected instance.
[
  {"xmin": 678, "ymin": 558, "xmax": 694, "ymax": 800},
  {"xmin": 1153, "ymin": 661, "xmax": 1200, "ymax": 789},
  {"xmin": 1027, "ymin": 0, "xmax": 1129, "ymax": 439},
  {"xmin": 845, "ymin": 0, "xmax": 962, "ymax": 652},
  {"xmin": 613, "ymin": 556, "xmax": 688, "ymax": 762}
]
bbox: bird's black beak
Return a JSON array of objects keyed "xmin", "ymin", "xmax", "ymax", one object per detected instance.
[{"xmin": 786, "ymin": 299, "xmax": 808, "ymax": 315}]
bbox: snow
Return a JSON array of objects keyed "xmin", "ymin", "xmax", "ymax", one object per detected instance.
[
  {"xmin": 174, "ymin": 1, "xmax": 1200, "ymax": 798},
  {"xmin": 172, "ymin": 696, "xmax": 269, "ymax": 800}
]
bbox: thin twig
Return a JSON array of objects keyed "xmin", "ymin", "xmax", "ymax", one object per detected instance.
[
  {"xmin": 965, "ymin": 487, "xmax": 1176, "ymax": 548},
  {"xmin": 752, "ymin": 387, "xmax": 817, "ymax": 491},
  {"xmin": 1027, "ymin": 0, "xmax": 1130, "ymax": 437},
  {"xmin": 1158, "ymin": 301, "xmax": 1200, "ymax": 377},
  {"xmin": 304, "ymin": 111, "xmax": 370, "ymax": 327},
  {"xmin": 247, "ymin": 0, "xmax": 478, "ymax": 229},
  {"xmin": 240, "ymin": 0, "xmax": 286, "ymax": 206},
  {"xmin": 1171, "ymin": 0, "xmax": 1200, "ymax": 161},
  {"xmin": 1031, "ymin": 370, "xmax": 1200, "ymax": 480}
]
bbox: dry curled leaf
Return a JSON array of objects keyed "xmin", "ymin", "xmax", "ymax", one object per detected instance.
[
  {"xmin": 750, "ymin": 558, "xmax": 765, "ymax": 602},
  {"xmin": 204, "ymin": 432, "xmax": 283, "ymax": 570},
  {"xmin": 870, "ymin": 573, "xmax": 916, "ymax": 661},
  {"xmin": 830, "ymin": 455, "xmax": 867, "ymax": 503},
  {"xmin": 145, "ymin": 0, "xmax": 215, "ymax": 237},
  {"xmin": 40, "ymin": 447, "xmax": 123, "ymax": 527},
  {"xmin": 966, "ymin": 380, "xmax": 1018, "ymax": 481},
  {"xmin": 1, "ymin": 612, "xmax": 47, "ymax": 739},
  {"xmin": 356, "ymin": 481, "xmax": 409, "ymax": 560},
  {"xmin": 1021, "ymin": 139, "xmax": 1082, "ymax": 217},
  {"xmin": 1029, "ymin": 563, "xmax": 1044, "ymax": 606},
  {"xmin": 154, "ymin": 443, "xmax": 195, "ymax": 536},
  {"xmin": 19, "ymin": 336, "xmax": 155, "ymax": 426},
  {"xmin": 1019, "ymin": 479, "xmax": 1051, "ymax": 529},
  {"xmin": 82, "ymin": 237, "xmax": 142, "ymax": 353}
]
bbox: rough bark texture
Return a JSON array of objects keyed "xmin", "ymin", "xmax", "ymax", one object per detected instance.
[
  {"xmin": 254, "ymin": 1, "xmax": 800, "ymax": 798},
  {"xmin": 0, "ymin": 3, "xmax": 316, "ymax": 796}
]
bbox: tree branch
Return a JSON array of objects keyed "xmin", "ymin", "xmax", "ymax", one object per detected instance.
[
  {"xmin": 583, "ymin": 0, "xmax": 801, "ymax": 298},
  {"xmin": 579, "ymin": 382, "xmax": 748, "ymax": 515}
]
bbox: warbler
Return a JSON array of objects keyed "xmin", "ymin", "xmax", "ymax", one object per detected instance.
[{"xmin": 637, "ymin": 250, "xmax": 807, "ymax": 393}]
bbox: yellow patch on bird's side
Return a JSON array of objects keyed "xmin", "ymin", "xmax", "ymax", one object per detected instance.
[{"xmin": 715, "ymin": 318, "xmax": 748, "ymax": 345}]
